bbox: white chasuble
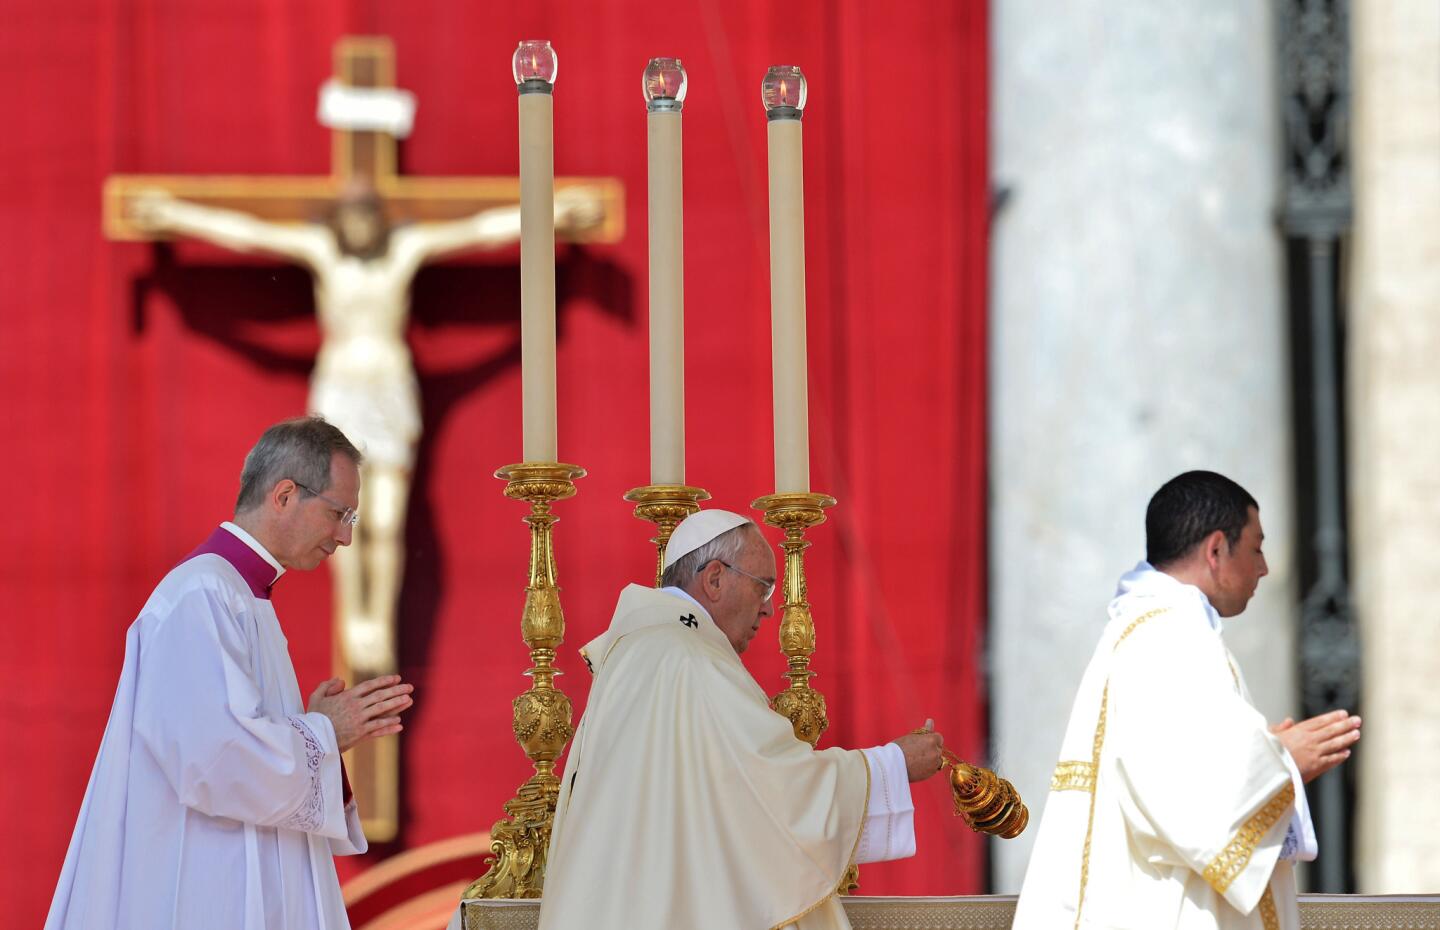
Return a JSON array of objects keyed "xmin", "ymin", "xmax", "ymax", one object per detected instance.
[
  {"xmin": 534, "ymin": 585, "xmax": 913, "ymax": 930},
  {"xmin": 1014, "ymin": 565, "xmax": 1312, "ymax": 930},
  {"xmin": 46, "ymin": 525, "xmax": 366, "ymax": 930}
]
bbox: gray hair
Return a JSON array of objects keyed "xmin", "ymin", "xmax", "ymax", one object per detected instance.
[
  {"xmin": 234, "ymin": 416, "xmax": 363, "ymax": 514},
  {"xmin": 659, "ymin": 522, "xmax": 757, "ymax": 590}
]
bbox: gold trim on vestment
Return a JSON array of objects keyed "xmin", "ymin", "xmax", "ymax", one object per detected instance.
[
  {"xmin": 1202, "ymin": 781, "xmax": 1296, "ymax": 895},
  {"xmin": 768, "ymin": 752, "xmax": 872, "ymax": 930},
  {"xmin": 1050, "ymin": 760, "xmax": 1096, "ymax": 793},
  {"xmin": 1258, "ymin": 885, "xmax": 1280, "ymax": 930},
  {"xmin": 1072, "ymin": 608, "xmax": 1168, "ymax": 930}
]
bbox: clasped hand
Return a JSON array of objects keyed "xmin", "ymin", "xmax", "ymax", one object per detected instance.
[
  {"xmin": 1271, "ymin": 708, "xmax": 1361, "ymax": 783},
  {"xmin": 307, "ymin": 675, "xmax": 415, "ymax": 752}
]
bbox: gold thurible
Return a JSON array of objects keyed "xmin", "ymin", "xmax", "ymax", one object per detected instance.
[
  {"xmin": 464, "ymin": 462, "xmax": 585, "ymax": 900},
  {"xmin": 944, "ymin": 750, "xmax": 1029, "ymax": 839},
  {"xmin": 623, "ymin": 484, "xmax": 711, "ymax": 584}
]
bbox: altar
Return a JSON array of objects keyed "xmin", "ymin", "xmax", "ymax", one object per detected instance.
[{"xmin": 459, "ymin": 895, "xmax": 1440, "ymax": 930}]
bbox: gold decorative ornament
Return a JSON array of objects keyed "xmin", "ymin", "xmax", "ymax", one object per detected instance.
[
  {"xmin": 1050, "ymin": 759, "xmax": 1097, "ymax": 793},
  {"xmin": 463, "ymin": 462, "xmax": 585, "ymax": 900},
  {"xmin": 1073, "ymin": 607, "xmax": 1167, "ymax": 928},
  {"xmin": 1203, "ymin": 781, "xmax": 1295, "ymax": 895},
  {"xmin": 623, "ymin": 484, "xmax": 711, "ymax": 583},
  {"xmin": 751, "ymin": 492, "xmax": 837, "ymax": 746},
  {"xmin": 943, "ymin": 750, "xmax": 1029, "ymax": 839}
]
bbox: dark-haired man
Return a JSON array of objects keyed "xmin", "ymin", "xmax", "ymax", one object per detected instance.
[
  {"xmin": 1014, "ymin": 471, "xmax": 1360, "ymax": 930},
  {"xmin": 46, "ymin": 416, "xmax": 414, "ymax": 930}
]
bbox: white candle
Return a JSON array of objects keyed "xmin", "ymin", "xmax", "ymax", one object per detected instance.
[
  {"xmin": 644, "ymin": 58, "xmax": 688, "ymax": 486},
  {"xmin": 763, "ymin": 66, "xmax": 810, "ymax": 493},
  {"xmin": 515, "ymin": 40, "xmax": 559, "ymax": 463}
]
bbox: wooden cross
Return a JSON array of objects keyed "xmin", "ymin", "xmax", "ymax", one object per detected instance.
[{"xmin": 104, "ymin": 35, "xmax": 623, "ymax": 243}]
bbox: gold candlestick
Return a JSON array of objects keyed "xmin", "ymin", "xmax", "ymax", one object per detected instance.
[
  {"xmin": 465, "ymin": 461, "xmax": 585, "ymax": 900},
  {"xmin": 751, "ymin": 491, "xmax": 836, "ymax": 745},
  {"xmin": 623, "ymin": 484, "xmax": 711, "ymax": 584},
  {"xmin": 754, "ymin": 490, "xmax": 853, "ymax": 892}
]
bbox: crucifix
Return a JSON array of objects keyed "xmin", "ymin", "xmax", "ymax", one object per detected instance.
[{"xmin": 104, "ymin": 35, "xmax": 623, "ymax": 842}]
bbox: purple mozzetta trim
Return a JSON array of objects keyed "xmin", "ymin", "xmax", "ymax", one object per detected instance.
[{"xmin": 183, "ymin": 526, "xmax": 277, "ymax": 600}]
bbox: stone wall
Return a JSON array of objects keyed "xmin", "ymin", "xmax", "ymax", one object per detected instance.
[
  {"xmin": 990, "ymin": 1, "xmax": 1297, "ymax": 889},
  {"xmin": 1349, "ymin": 0, "xmax": 1440, "ymax": 893}
]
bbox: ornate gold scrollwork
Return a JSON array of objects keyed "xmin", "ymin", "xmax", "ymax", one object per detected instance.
[
  {"xmin": 772, "ymin": 684, "xmax": 828, "ymax": 748},
  {"xmin": 513, "ymin": 687, "xmax": 574, "ymax": 758},
  {"xmin": 752, "ymin": 492, "xmax": 836, "ymax": 747},
  {"xmin": 944, "ymin": 750, "xmax": 1029, "ymax": 839},
  {"xmin": 464, "ymin": 462, "xmax": 585, "ymax": 901},
  {"xmin": 623, "ymin": 484, "xmax": 711, "ymax": 584}
]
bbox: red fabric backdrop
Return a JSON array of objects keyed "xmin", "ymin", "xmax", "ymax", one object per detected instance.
[{"xmin": 0, "ymin": 1, "xmax": 988, "ymax": 924}]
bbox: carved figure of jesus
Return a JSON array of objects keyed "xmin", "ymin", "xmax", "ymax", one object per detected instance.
[{"xmin": 132, "ymin": 185, "xmax": 602, "ymax": 681}]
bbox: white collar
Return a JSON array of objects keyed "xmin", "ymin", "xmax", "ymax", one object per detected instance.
[
  {"xmin": 1112, "ymin": 560, "xmax": 1222, "ymax": 632},
  {"xmin": 660, "ymin": 585, "xmax": 704, "ymax": 610},
  {"xmin": 221, "ymin": 521, "xmax": 286, "ymax": 584}
]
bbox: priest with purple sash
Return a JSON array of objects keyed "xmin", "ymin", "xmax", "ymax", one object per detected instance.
[{"xmin": 46, "ymin": 416, "xmax": 415, "ymax": 930}]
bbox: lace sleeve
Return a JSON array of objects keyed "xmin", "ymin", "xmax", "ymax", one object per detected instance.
[{"xmin": 277, "ymin": 716, "xmax": 327, "ymax": 832}]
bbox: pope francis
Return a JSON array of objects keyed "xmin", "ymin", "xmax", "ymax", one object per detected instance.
[{"xmin": 535, "ymin": 510, "xmax": 947, "ymax": 930}]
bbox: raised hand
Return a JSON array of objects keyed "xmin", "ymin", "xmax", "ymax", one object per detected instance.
[
  {"xmin": 892, "ymin": 718, "xmax": 946, "ymax": 783},
  {"xmin": 1271, "ymin": 709, "xmax": 1361, "ymax": 783},
  {"xmin": 307, "ymin": 674, "xmax": 415, "ymax": 752}
]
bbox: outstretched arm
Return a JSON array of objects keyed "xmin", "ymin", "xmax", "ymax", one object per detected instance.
[
  {"xmin": 393, "ymin": 204, "xmax": 521, "ymax": 266},
  {"xmin": 131, "ymin": 190, "xmax": 327, "ymax": 268},
  {"xmin": 393, "ymin": 185, "xmax": 605, "ymax": 267}
]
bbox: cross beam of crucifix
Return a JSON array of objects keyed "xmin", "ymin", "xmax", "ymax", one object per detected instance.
[{"xmin": 103, "ymin": 36, "xmax": 623, "ymax": 243}]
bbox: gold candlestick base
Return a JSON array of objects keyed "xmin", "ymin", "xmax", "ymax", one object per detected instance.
[
  {"xmin": 464, "ymin": 462, "xmax": 585, "ymax": 900},
  {"xmin": 944, "ymin": 750, "xmax": 1029, "ymax": 839},
  {"xmin": 623, "ymin": 484, "xmax": 711, "ymax": 584},
  {"xmin": 751, "ymin": 492, "xmax": 837, "ymax": 747}
]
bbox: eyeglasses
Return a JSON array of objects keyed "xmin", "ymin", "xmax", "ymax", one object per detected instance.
[
  {"xmin": 715, "ymin": 561, "xmax": 777, "ymax": 601},
  {"xmin": 294, "ymin": 481, "xmax": 359, "ymax": 528}
]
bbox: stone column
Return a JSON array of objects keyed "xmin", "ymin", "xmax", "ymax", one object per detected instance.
[
  {"xmin": 1349, "ymin": 0, "xmax": 1440, "ymax": 893},
  {"xmin": 990, "ymin": 2, "xmax": 1296, "ymax": 889}
]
